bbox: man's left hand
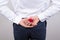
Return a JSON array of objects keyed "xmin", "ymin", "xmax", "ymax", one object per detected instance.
[
  {"xmin": 31, "ymin": 16, "xmax": 40, "ymax": 26},
  {"xmin": 24, "ymin": 16, "xmax": 40, "ymax": 28}
]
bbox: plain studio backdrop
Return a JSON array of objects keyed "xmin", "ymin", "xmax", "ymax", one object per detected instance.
[{"xmin": 0, "ymin": 0, "xmax": 60, "ymax": 40}]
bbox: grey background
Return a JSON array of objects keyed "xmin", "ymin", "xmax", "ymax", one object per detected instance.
[{"xmin": 0, "ymin": 1, "xmax": 60, "ymax": 40}]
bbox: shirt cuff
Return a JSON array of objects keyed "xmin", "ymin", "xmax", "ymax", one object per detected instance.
[
  {"xmin": 13, "ymin": 16, "xmax": 22, "ymax": 24},
  {"xmin": 37, "ymin": 13, "xmax": 47, "ymax": 22}
]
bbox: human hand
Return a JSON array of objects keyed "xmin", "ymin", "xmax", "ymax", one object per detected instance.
[
  {"xmin": 19, "ymin": 18, "xmax": 34, "ymax": 28},
  {"xmin": 28, "ymin": 16, "xmax": 40, "ymax": 26},
  {"xmin": 19, "ymin": 16, "xmax": 40, "ymax": 28}
]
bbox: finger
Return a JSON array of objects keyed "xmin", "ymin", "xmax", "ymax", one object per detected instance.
[
  {"xmin": 26, "ymin": 23, "xmax": 32, "ymax": 26},
  {"xmin": 27, "ymin": 22, "xmax": 32, "ymax": 26},
  {"xmin": 20, "ymin": 19, "xmax": 34, "ymax": 28},
  {"xmin": 24, "ymin": 20, "xmax": 32, "ymax": 26},
  {"xmin": 21, "ymin": 22, "xmax": 34, "ymax": 28},
  {"xmin": 32, "ymin": 21, "xmax": 38, "ymax": 26},
  {"xmin": 25, "ymin": 26, "xmax": 34, "ymax": 28},
  {"xmin": 21, "ymin": 21, "xmax": 34, "ymax": 28}
]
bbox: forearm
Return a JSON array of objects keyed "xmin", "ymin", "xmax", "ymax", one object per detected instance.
[
  {"xmin": 37, "ymin": 0, "xmax": 60, "ymax": 22},
  {"xmin": 0, "ymin": 0, "xmax": 22, "ymax": 24}
]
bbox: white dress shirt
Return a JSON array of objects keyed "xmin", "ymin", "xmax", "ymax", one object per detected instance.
[{"xmin": 0, "ymin": 0, "xmax": 60, "ymax": 24}]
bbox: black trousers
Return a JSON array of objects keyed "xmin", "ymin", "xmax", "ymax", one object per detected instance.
[{"xmin": 13, "ymin": 21, "xmax": 47, "ymax": 40}]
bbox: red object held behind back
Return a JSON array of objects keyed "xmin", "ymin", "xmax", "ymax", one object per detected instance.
[{"xmin": 28, "ymin": 18, "xmax": 33, "ymax": 22}]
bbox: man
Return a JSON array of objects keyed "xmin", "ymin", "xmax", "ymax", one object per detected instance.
[{"xmin": 0, "ymin": 0, "xmax": 60, "ymax": 40}]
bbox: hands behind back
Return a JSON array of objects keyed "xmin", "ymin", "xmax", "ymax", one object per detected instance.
[{"xmin": 19, "ymin": 16, "xmax": 40, "ymax": 28}]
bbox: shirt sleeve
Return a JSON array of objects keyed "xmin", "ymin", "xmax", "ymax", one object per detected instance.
[
  {"xmin": 0, "ymin": 0, "xmax": 22, "ymax": 24},
  {"xmin": 37, "ymin": 0, "xmax": 60, "ymax": 22}
]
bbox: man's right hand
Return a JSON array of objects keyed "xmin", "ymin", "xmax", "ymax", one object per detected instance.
[{"xmin": 19, "ymin": 18, "xmax": 34, "ymax": 28}]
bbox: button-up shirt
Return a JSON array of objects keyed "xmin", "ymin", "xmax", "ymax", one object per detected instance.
[{"xmin": 0, "ymin": 0, "xmax": 60, "ymax": 24}]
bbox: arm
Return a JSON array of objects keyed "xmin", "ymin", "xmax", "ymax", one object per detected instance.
[
  {"xmin": 37, "ymin": 0, "xmax": 60, "ymax": 22},
  {"xmin": 0, "ymin": 0, "xmax": 22, "ymax": 24}
]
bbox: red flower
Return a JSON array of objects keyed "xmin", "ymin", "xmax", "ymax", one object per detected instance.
[{"xmin": 28, "ymin": 18, "xmax": 33, "ymax": 22}]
